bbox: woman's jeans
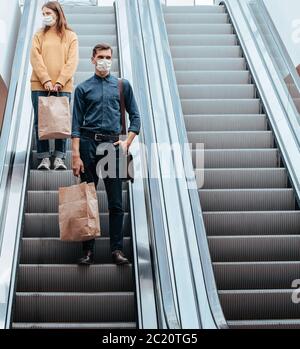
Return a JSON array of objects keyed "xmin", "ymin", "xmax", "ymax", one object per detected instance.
[{"xmin": 31, "ymin": 91, "xmax": 71, "ymax": 159}]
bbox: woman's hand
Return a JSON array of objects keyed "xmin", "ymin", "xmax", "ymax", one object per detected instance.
[
  {"xmin": 53, "ymin": 83, "xmax": 63, "ymax": 92},
  {"xmin": 44, "ymin": 81, "xmax": 54, "ymax": 91},
  {"xmin": 72, "ymin": 155, "xmax": 85, "ymax": 177}
]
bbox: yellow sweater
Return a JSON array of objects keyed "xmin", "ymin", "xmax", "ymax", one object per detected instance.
[{"xmin": 30, "ymin": 29, "xmax": 79, "ymax": 92}]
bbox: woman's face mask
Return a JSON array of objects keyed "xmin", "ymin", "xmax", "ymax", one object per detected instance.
[
  {"xmin": 43, "ymin": 15, "xmax": 56, "ymax": 27},
  {"xmin": 96, "ymin": 59, "xmax": 112, "ymax": 73}
]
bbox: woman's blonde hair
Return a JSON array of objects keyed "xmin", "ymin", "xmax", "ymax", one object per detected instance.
[{"xmin": 42, "ymin": 1, "xmax": 72, "ymax": 39}]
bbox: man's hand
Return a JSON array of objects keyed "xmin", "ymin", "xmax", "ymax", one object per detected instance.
[
  {"xmin": 113, "ymin": 131, "xmax": 137, "ymax": 153},
  {"xmin": 53, "ymin": 83, "xmax": 63, "ymax": 92},
  {"xmin": 44, "ymin": 81, "xmax": 54, "ymax": 91},
  {"xmin": 72, "ymin": 155, "xmax": 85, "ymax": 177}
]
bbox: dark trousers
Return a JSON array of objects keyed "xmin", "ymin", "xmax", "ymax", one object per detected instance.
[
  {"xmin": 31, "ymin": 91, "xmax": 70, "ymax": 159},
  {"xmin": 79, "ymin": 136, "xmax": 124, "ymax": 253}
]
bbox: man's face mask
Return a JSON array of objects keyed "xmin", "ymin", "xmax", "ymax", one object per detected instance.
[{"xmin": 96, "ymin": 59, "xmax": 112, "ymax": 73}]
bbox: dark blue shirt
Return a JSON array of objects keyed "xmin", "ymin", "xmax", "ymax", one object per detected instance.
[{"xmin": 72, "ymin": 73, "xmax": 141, "ymax": 138}]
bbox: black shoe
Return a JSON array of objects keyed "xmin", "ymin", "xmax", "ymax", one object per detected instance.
[
  {"xmin": 112, "ymin": 250, "xmax": 129, "ymax": 265},
  {"xmin": 78, "ymin": 250, "xmax": 94, "ymax": 265}
]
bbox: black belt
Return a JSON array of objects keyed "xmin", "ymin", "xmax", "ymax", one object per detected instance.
[{"xmin": 81, "ymin": 130, "xmax": 119, "ymax": 142}]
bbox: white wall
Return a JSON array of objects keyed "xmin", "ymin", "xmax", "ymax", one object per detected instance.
[
  {"xmin": 0, "ymin": 0, "xmax": 21, "ymax": 88},
  {"xmin": 264, "ymin": 0, "xmax": 300, "ymax": 66}
]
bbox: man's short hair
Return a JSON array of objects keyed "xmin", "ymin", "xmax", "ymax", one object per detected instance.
[{"xmin": 92, "ymin": 43, "xmax": 113, "ymax": 57}]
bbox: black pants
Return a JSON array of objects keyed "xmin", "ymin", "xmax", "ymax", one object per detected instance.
[{"xmin": 79, "ymin": 136, "xmax": 124, "ymax": 253}]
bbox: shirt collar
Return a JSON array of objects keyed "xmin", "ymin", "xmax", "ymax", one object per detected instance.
[{"xmin": 94, "ymin": 72, "xmax": 112, "ymax": 82}]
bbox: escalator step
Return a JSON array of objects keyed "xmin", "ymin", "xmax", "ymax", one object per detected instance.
[
  {"xmin": 208, "ymin": 235, "xmax": 300, "ymax": 262},
  {"xmin": 164, "ymin": 13, "xmax": 229, "ymax": 24},
  {"xmin": 24, "ymin": 213, "xmax": 131, "ymax": 238},
  {"xmin": 199, "ymin": 189, "xmax": 295, "ymax": 211},
  {"xmin": 213, "ymin": 262, "xmax": 300, "ymax": 290},
  {"xmin": 12, "ymin": 322, "xmax": 136, "ymax": 329},
  {"xmin": 77, "ymin": 34, "xmax": 117, "ymax": 46},
  {"xmin": 20, "ymin": 237, "xmax": 132, "ymax": 264},
  {"xmin": 175, "ymin": 71, "xmax": 250, "ymax": 84},
  {"xmin": 218, "ymin": 290, "xmax": 300, "ymax": 320},
  {"xmin": 168, "ymin": 34, "xmax": 237, "ymax": 46},
  {"xmin": 163, "ymin": 5, "xmax": 225, "ymax": 14},
  {"xmin": 179, "ymin": 84, "xmax": 253, "ymax": 99},
  {"xmin": 14, "ymin": 292, "xmax": 135, "ymax": 323},
  {"xmin": 170, "ymin": 45, "xmax": 240, "ymax": 58},
  {"xmin": 166, "ymin": 24, "xmax": 233, "ymax": 35},
  {"xmin": 196, "ymin": 168, "xmax": 287, "ymax": 189},
  {"xmin": 66, "ymin": 13, "xmax": 116, "ymax": 25},
  {"xmin": 26, "ymin": 190, "xmax": 129, "ymax": 213},
  {"xmin": 17, "ymin": 264, "xmax": 133, "ymax": 292},
  {"xmin": 203, "ymin": 211, "xmax": 300, "ymax": 236}
]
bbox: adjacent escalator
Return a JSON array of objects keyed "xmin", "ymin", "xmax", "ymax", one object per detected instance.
[{"xmin": 164, "ymin": 4, "xmax": 300, "ymax": 329}]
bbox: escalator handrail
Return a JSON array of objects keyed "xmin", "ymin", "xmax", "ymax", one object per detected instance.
[
  {"xmin": 114, "ymin": 0, "xmax": 158, "ymax": 329},
  {"xmin": 0, "ymin": 0, "xmax": 40, "ymax": 328},
  {"xmin": 150, "ymin": 1, "xmax": 227, "ymax": 329},
  {"xmin": 217, "ymin": 0, "xmax": 300, "ymax": 214}
]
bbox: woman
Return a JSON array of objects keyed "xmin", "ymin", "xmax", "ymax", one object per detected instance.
[{"xmin": 30, "ymin": 1, "xmax": 78, "ymax": 170}]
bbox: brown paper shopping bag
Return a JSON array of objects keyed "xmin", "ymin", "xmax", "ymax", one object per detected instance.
[
  {"xmin": 59, "ymin": 181, "xmax": 101, "ymax": 241},
  {"xmin": 38, "ymin": 92, "xmax": 71, "ymax": 140}
]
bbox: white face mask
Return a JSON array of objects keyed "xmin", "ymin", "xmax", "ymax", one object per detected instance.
[
  {"xmin": 96, "ymin": 59, "xmax": 112, "ymax": 73},
  {"xmin": 43, "ymin": 15, "xmax": 56, "ymax": 27}
]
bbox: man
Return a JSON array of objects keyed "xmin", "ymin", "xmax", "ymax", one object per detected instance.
[{"xmin": 72, "ymin": 43, "xmax": 141, "ymax": 265}]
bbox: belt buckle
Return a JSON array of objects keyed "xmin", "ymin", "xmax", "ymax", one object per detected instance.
[{"xmin": 95, "ymin": 133, "xmax": 103, "ymax": 142}]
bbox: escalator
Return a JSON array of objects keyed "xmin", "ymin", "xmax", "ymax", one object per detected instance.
[
  {"xmin": 163, "ymin": 4, "xmax": 300, "ymax": 328},
  {"xmin": 11, "ymin": 5, "xmax": 136, "ymax": 329}
]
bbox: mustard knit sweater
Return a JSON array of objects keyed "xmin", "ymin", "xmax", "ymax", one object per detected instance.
[{"xmin": 30, "ymin": 29, "xmax": 79, "ymax": 92}]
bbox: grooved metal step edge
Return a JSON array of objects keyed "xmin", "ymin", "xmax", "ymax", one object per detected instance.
[
  {"xmin": 63, "ymin": 6, "xmax": 115, "ymax": 14},
  {"xmin": 14, "ymin": 292, "xmax": 135, "ymax": 323},
  {"xmin": 170, "ymin": 45, "xmax": 241, "ymax": 58},
  {"xmin": 208, "ymin": 235, "xmax": 300, "ymax": 262},
  {"xmin": 165, "ymin": 24, "xmax": 233, "ymax": 35},
  {"xmin": 167, "ymin": 34, "xmax": 237, "ymax": 46},
  {"xmin": 227, "ymin": 319, "xmax": 300, "ymax": 329},
  {"xmin": 26, "ymin": 190, "xmax": 129, "ymax": 213},
  {"xmin": 28, "ymin": 170, "xmax": 128, "ymax": 191},
  {"xmin": 17, "ymin": 264, "xmax": 133, "ymax": 292},
  {"xmin": 173, "ymin": 58, "xmax": 246, "ymax": 71},
  {"xmin": 12, "ymin": 322, "xmax": 136, "ymax": 329},
  {"xmin": 196, "ymin": 168, "xmax": 288, "ymax": 189},
  {"xmin": 187, "ymin": 131, "xmax": 274, "ymax": 149},
  {"xmin": 77, "ymin": 35, "xmax": 117, "ymax": 46},
  {"xmin": 203, "ymin": 211, "xmax": 300, "ymax": 236},
  {"xmin": 185, "ymin": 114, "xmax": 266, "ymax": 131},
  {"xmin": 192, "ymin": 149, "xmax": 280, "ymax": 168},
  {"xmin": 213, "ymin": 261, "xmax": 300, "ymax": 290},
  {"xmin": 218, "ymin": 289, "xmax": 300, "ymax": 320},
  {"xmin": 70, "ymin": 24, "xmax": 117, "ymax": 36},
  {"xmin": 164, "ymin": 13, "xmax": 229, "ymax": 24},
  {"xmin": 20, "ymin": 237, "xmax": 132, "ymax": 264},
  {"xmin": 175, "ymin": 71, "xmax": 250, "ymax": 84},
  {"xmin": 66, "ymin": 14, "xmax": 116, "ymax": 24},
  {"xmin": 163, "ymin": 5, "xmax": 225, "ymax": 14},
  {"xmin": 24, "ymin": 212, "xmax": 131, "ymax": 238}
]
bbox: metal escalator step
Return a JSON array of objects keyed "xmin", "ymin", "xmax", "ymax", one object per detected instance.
[
  {"xmin": 173, "ymin": 58, "xmax": 246, "ymax": 71},
  {"xmin": 199, "ymin": 189, "xmax": 295, "ymax": 211},
  {"xmin": 163, "ymin": 5, "xmax": 225, "ymax": 14},
  {"xmin": 12, "ymin": 322, "xmax": 136, "ymax": 329},
  {"xmin": 193, "ymin": 149, "xmax": 280, "ymax": 168},
  {"xmin": 213, "ymin": 262, "xmax": 300, "ymax": 290},
  {"xmin": 227, "ymin": 319, "xmax": 300, "ymax": 329},
  {"xmin": 62, "ymin": 6, "xmax": 115, "ymax": 14},
  {"xmin": 170, "ymin": 45, "xmax": 240, "ymax": 58},
  {"xmin": 14, "ymin": 292, "xmax": 135, "ymax": 323},
  {"xmin": 218, "ymin": 290, "xmax": 300, "ymax": 320},
  {"xmin": 70, "ymin": 24, "xmax": 116, "ymax": 35},
  {"xmin": 166, "ymin": 24, "xmax": 233, "ymax": 35},
  {"xmin": 175, "ymin": 71, "xmax": 250, "ymax": 84},
  {"xmin": 208, "ymin": 235, "xmax": 300, "ymax": 262},
  {"xmin": 28, "ymin": 170, "xmax": 128, "ymax": 191},
  {"xmin": 196, "ymin": 168, "xmax": 287, "ymax": 189},
  {"xmin": 182, "ymin": 99, "xmax": 260, "ymax": 115},
  {"xmin": 77, "ymin": 34, "xmax": 117, "ymax": 46},
  {"xmin": 26, "ymin": 190, "xmax": 128, "ymax": 213},
  {"xmin": 164, "ymin": 13, "xmax": 229, "ymax": 24},
  {"xmin": 66, "ymin": 14, "xmax": 116, "ymax": 24},
  {"xmin": 188, "ymin": 131, "xmax": 273, "ymax": 149},
  {"xmin": 20, "ymin": 237, "xmax": 132, "ymax": 264},
  {"xmin": 78, "ymin": 56, "xmax": 118, "ymax": 68},
  {"xmin": 179, "ymin": 85, "xmax": 254, "ymax": 99},
  {"xmin": 185, "ymin": 114, "xmax": 266, "ymax": 131},
  {"xmin": 17, "ymin": 264, "xmax": 133, "ymax": 292},
  {"xmin": 24, "ymin": 213, "xmax": 130, "ymax": 238},
  {"xmin": 203, "ymin": 211, "xmax": 300, "ymax": 236},
  {"xmin": 168, "ymin": 34, "xmax": 237, "ymax": 46}
]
